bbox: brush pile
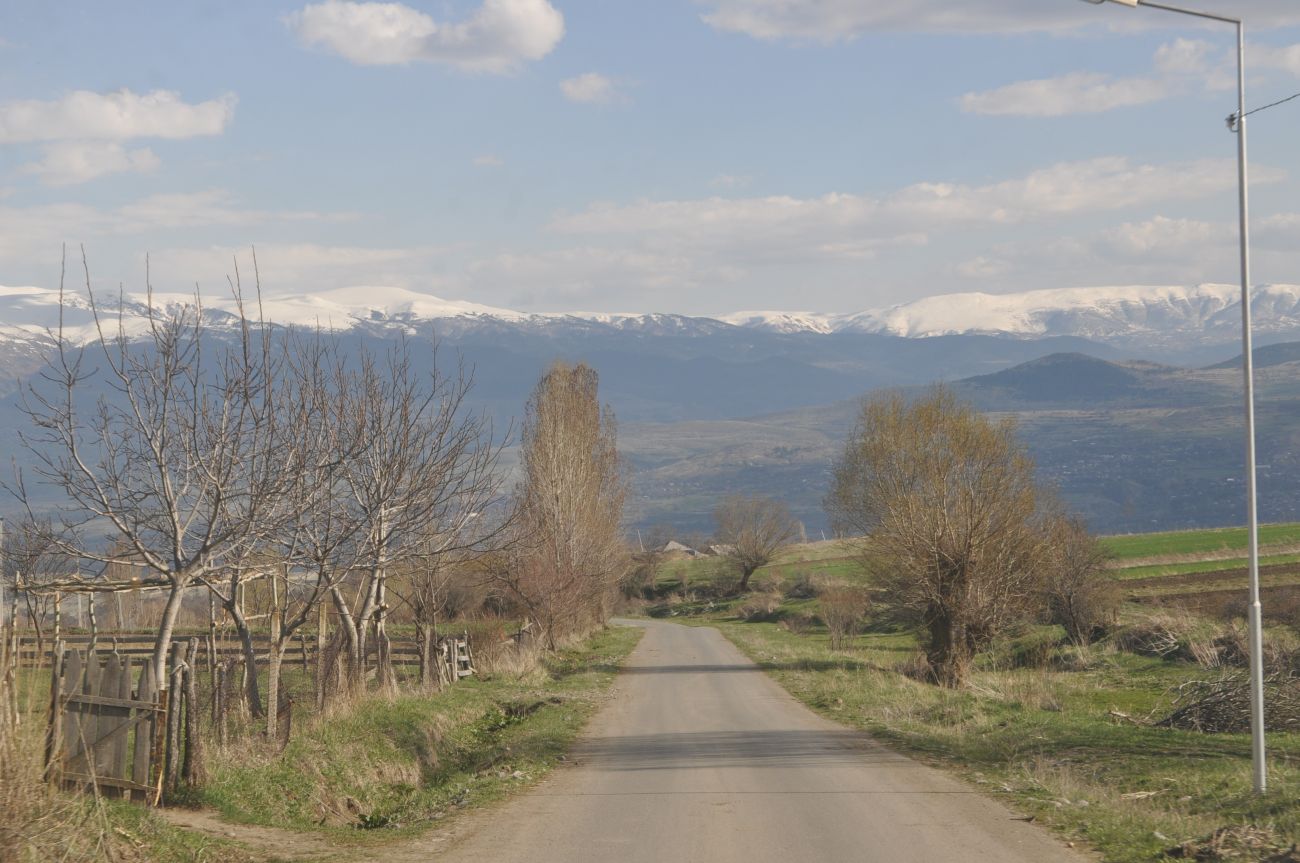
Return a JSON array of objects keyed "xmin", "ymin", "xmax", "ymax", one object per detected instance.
[{"xmin": 1156, "ymin": 666, "xmax": 1300, "ymax": 733}]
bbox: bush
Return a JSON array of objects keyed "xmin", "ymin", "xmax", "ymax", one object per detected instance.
[
  {"xmin": 784, "ymin": 571, "xmax": 823, "ymax": 600},
  {"xmin": 1113, "ymin": 609, "xmax": 1209, "ymax": 661},
  {"xmin": 896, "ymin": 651, "xmax": 936, "ymax": 683},
  {"xmin": 980, "ymin": 627, "xmax": 1066, "ymax": 671},
  {"xmin": 818, "ymin": 586, "xmax": 872, "ymax": 650},
  {"xmin": 778, "ymin": 612, "xmax": 817, "ymax": 635},
  {"xmin": 736, "ymin": 592, "xmax": 783, "ymax": 622},
  {"xmin": 1042, "ymin": 517, "xmax": 1120, "ymax": 646}
]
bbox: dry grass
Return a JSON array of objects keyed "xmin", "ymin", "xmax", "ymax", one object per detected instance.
[
  {"xmin": 735, "ymin": 592, "xmax": 783, "ymax": 622},
  {"xmin": 0, "ymin": 650, "xmax": 117, "ymax": 863}
]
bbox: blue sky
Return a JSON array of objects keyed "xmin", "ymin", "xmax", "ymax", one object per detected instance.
[{"xmin": 2, "ymin": 0, "xmax": 1300, "ymax": 314}]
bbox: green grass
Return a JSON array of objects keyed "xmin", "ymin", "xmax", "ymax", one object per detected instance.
[
  {"xmin": 710, "ymin": 617, "xmax": 1300, "ymax": 862},
  {"xmin": 197, "ymin": 625, "xmax": 641, "ymax": 843},
  {"xmin": 1102, "ymin": 522, "xmax": 1300, "ymax": 561},
  {"xmin": 104, "ymin": 800, "xmax": 273, "ymax": 863},
  {"xmin": 1115, "ymin": 553, "xmax": 1300, "ymax": 582},
  {"xmin": 641, "ymin": 543, "xmax": 1300, "ymax": 863}
]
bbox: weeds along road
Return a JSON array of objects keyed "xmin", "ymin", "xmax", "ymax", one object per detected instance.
[{"xmin": 437, "ymin": 619, "xmax": 1085, "ymax": 863}]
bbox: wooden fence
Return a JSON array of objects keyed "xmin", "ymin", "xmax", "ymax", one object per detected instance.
[
  {"xmin": 45, "ymin": 640, "xmax": 204, "ymax": 804},
  {"xmin": 45, "ymin": 645, "xmax": 164, "ymax": 802},
  {"xmin": 17, "ymin": 632, "xmax": 424, "ymax": 669}
]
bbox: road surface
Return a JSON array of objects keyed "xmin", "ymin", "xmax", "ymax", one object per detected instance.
[{"xmin": 438, "ymin": 619, "xmax": 1086, "ymax": 863}]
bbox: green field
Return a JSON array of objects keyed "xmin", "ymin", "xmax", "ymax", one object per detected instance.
[
  {"xmin": 1101, "ymin": 522, "xmax": 1300, "ymax": 562},
  {"xmin": 661, "ymin": 524, "xmax": 1300, "ymax": 598},
  {"xmin": 1114, "ymin": 553, "xmax": 1300, "ymax": 581},
  {"xmin": 645, "ymin": 532, "xmax": 1300, "ymax": 863}
]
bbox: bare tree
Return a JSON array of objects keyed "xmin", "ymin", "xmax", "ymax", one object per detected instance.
[
  {"xmin": 12, "ymin": 253, "xmax": 294, "ymax": 689},
  {"xmin": 713, "ymin": 495, "xmax": 798, "ymax": 592},
  {"xmin": 819, "ymin": 585, "xmax": 872, "ymax": 650},
  {"xmin": 826, "ymin": 387, "xmax": 1051, "ymax": 687},
  {"xmin": 624, "ymin": 524, "xmax": 672, "ymax": 599},
  {"xmin": 0, "ymin": 517, "xmax": 74, "ymax": 654},
  {"xmin": 495, "ymin": 362, "xmax": 627, "ymax": 648},
  {"xmin": 329, "ymin": 339, "xmax": 506, "ymax": 692},
  {"xmin": 1042, "ymin": 514, "xmax": 1118, "ymax": 646}
]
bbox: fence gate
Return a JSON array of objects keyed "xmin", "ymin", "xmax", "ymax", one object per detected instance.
[
  {"xmin": 45, "ymin": 645, "xmax": 164, "ymax": 803},
  {"xmin": 446, "ymin": 634, "xmax": 475, "ymax": 681}
]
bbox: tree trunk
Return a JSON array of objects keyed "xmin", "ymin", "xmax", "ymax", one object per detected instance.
[
  {"xmin": 927, "ymin": 612, "xmax": 972, "ymax": 688},
  {"xmin": 330, "ymin": 587, "xmax": 362, "ymax": 692},
  {"xmin": 374, "ymin": 574, "xmax": 393, "ymax": 691},
  {"xmin": 228, "ymin": 603, "xmax": 265, "ymax": 718},
  {"xmin": 315, "ymin": 600, "xmax": 328, "ymax": 711},
  {"xmin": 266, "ymin": 641, "xmax": 286, "ymax": 739},
  {"xmin": 152, "ymin": 583, "xmax": 188, "ymax": 692}
]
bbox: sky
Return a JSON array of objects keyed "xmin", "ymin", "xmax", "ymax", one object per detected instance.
[{"xmin": 2, "ymin": 0, "xmax": 1300, "ymax": 316}]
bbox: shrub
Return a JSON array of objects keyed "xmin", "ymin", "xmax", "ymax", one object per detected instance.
[
  {"xmin": 750, "ymin": 572, "xmax": 783, "ymax": 594},
  {"xmin": 895, "ymin": 651, "xmax": 936, "ymax": 684},
  {"xmin": 1113, "ymin": 609, "xmax": 1209, "ymax": 661},
  {"xmin": 818, "ymin": 586, "xmax": 872, "ymax": 650},
  {"xmin": 736, "ymin": 592, "xmax": 783, "ymax": 622},
  {"xmin": 1042, "ymin": 516, "xmax": 1120, "ymax": 646},
  {"xmin": 979, "ymin": 626, "xmax": 1066, "ymax": 671},
  {"xmin": 784, "ymin": 571, "xmax": 823, "ymax": 600},
  {"xmin": 778, "ymin": 612, "xmax": 817, "ymax": 635}
]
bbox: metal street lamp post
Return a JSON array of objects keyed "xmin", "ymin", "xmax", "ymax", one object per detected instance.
[{"xmin": 1083, "ymin": 0, "xmax": 1266, "ymax": 794}]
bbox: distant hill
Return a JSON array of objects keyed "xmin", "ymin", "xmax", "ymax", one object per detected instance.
[
  {"xmin": 622, "ymin": 348, "xmax": 1300, "ymax": 537},
  {"xmin": 962, "ymin": 353, "xmax": 1150, "ymax": 403},
  {"xmin": 1207, "ymin": 340, "xmax": 1300, "ymax": 370},
  {"xmin": 8, "ymin": 279, "xmax": 1300, "ymax": 537}
]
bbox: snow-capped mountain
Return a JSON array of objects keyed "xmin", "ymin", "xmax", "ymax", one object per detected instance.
[
  {"xmin": 4, "ymin": 282, "xmax": 1300, "ymax": 349},
  {"xmin": 832, "ymin": 284, "xmax": 1300, "ymax": 343},
  {"xmin": 718, "ymin": 311, "xmax": 835, "ymax": 335}
]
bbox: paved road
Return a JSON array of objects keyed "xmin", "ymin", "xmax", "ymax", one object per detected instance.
[{"xmin": 438, "ymin": 619, "xmax": 1086, "ymax": 863}]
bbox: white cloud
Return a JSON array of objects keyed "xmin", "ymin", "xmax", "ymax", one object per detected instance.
[
  {"xmin": 956, "ymin": 256, "xmax": 1012, "ymax": 279},
  {"xmin": 1, "ymin": 89, "xmax": 234, "ymax": 185},
  {"xmin": 961, "ymin": 38, "xmax": 1231, "ymax": 118},
  {"xmin": 0, "ymin": 190, "xmax": 356, "ymax": 267},
  {"xmin": 1255, "ymin": 42, "xmax": 1300, "ymax": 76},
  {"xmin": 288, "ymin": 0, "xmax": 564, "ymax": 73},
  {"xmin": 961, "ymin": 72, "xmax": 1168, "ymax": 117},
  {"xmin": 556, "ymin": 158, "xmax": 1270, "ymax": 239},
  {"xmin": 696, "ymin": 0, "xmax": 1300, "ymax": 40},
  {"xmin": 1093, "ymin": 215, "xmax": 1224, "ymax": 258},
  {"xmin": 953, "ymin": 216, "xmax": 1250, "ymax": 286},
  {"xmin": 0, "ymin": 89, "xmax": 234, "ymax": 144},
  {"xmin": 19, "ymin": 141, "xmax": 160, "ymax": 186},
  {"xmin": 523, "ymin": 157, "xmax": 1286, "ymax": 308},
  {"xmin": 146, "ymin": 243, "xmax": 446, "ymax": 294},
  {"xmin": 560, "ymin": 72, "xmax": 620, "ymax": 104},
  {"xmin": 709, "ymin": 174, "xmax": 752, "ymax": 189}
]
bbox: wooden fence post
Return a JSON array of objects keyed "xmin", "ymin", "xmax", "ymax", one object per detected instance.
[
  {"xmin": 182, "ymin": 638, "xmax": 201, "ymax": 787},
  {"xmin": 163, "ymin": 641, "xmax": 185, "ymax": 797},
  {"xmin": 135, "ymin": 657, "xmax": 158, "ymax": 803},
  {"xmin": 315, "ymin": 601, "xmax": 327, "ymax": 712},
  {"xmin": 43, "ymin": 641, "xmax": 65, "ymax": 783}
]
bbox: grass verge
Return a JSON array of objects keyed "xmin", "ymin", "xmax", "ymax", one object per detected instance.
[
  {"xmin": 706, "ymin": 618, "xmax": 1300, "ymax": 863},
  {"xmin": 194, "ymin": 625, "xmax": 641, "ymax": 843}
]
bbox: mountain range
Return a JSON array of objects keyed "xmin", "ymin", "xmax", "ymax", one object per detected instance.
[
  {"xmin": 5, "ymin": 281, "xmax": 1300, "ymax": 350},
  {"xmin": 4, "ymin": 281, "xmax": 1300, "ymax": 536}
]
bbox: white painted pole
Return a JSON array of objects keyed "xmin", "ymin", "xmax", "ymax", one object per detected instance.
[{"xmin": 1085, "ymin": 0, "xmax": 1266, "ymax": 793}]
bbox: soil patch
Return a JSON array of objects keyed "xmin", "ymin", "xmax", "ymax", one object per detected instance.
[{"xmin": 156, "ymin": 808, "xmax": 345, "ymax": 862}]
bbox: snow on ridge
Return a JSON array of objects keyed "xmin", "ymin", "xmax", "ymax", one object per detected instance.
[
  {"xmin": 834, "ymin": 284, "xmax": 1300, "ymax": 338},
  {"xmin": 719, "ymin": 310, "xmax": 835, "ymax": 334},
  {"xmin": 5, "ymin": 282, "xmax": 1300, "ymax": 345},
  {"xmin": 247, "ymin": 286, "xmax": 529, "ymax": 328}
]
